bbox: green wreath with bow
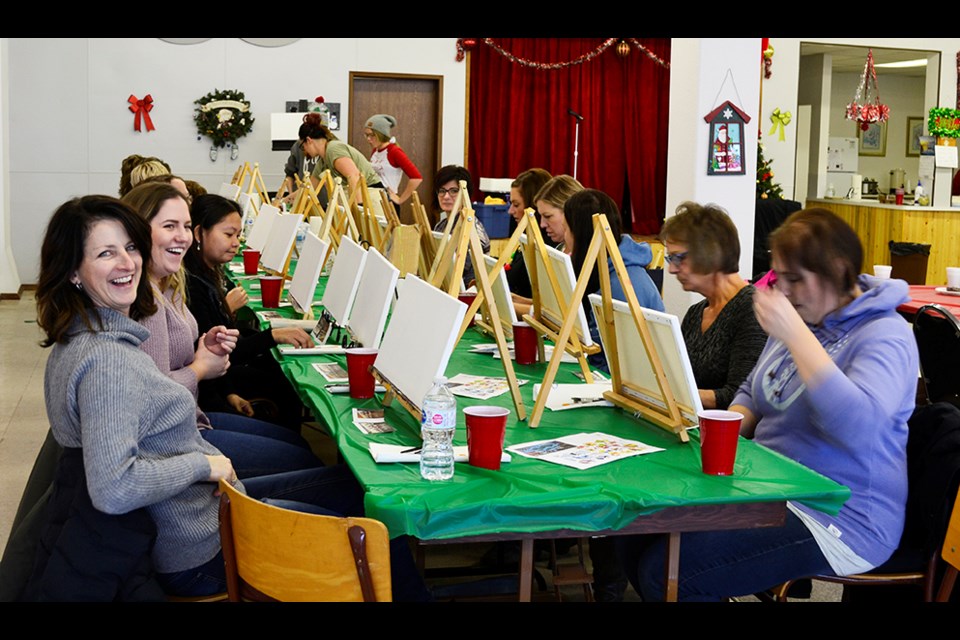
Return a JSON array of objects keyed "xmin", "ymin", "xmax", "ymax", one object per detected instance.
[{"xmin": 193, "ymin": 89, "xmax": 255, "ymax": 148}]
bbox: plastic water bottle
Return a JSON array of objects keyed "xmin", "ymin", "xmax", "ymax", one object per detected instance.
[
  {"xmin": 295, "ymin": 222, "xmax": 306, "ymax": 253},
  {"xmin": 420, "ymin": 376, "xmax": 456, "ymax": 481}
]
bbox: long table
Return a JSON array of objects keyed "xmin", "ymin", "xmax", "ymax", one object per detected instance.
[{"xmin": 235, "ymin": 264, "xmax": 849, "ymax": 601}]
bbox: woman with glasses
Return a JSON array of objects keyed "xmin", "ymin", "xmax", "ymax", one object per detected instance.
[
  {"xmin": 432, "ymin": 164, "xmax": 490, "ymax": 287},
  {"xmin": 659, "ymin": 202, "xmax": 767, "ymax": 410},
  {"xmin": 625, "ymin": 207, "xmax": 917, "ymax": 601},
  {"xmin": 363, "ymin": 114, "xmax": 423, "ymax": 214}
]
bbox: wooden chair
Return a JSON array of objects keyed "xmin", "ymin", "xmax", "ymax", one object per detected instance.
[
  {"xmin": 769, "ymin": 402, "xmax": 960, "ymax": 602},
  {"xmin": 217, "ymin": 480, "xmax": 392, "ymax": 602}
]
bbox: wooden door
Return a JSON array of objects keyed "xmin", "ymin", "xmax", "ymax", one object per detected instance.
[{"xmin": 349, "ymin": 73, "xmax": 442, "ymax": 225}]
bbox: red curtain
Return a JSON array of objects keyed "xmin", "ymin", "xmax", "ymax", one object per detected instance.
[{"xmin": 467, "ymin": 38, "xmax": 671, "ymax": 235}]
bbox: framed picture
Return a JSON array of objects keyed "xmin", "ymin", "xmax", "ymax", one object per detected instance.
[
  {"xmin": 858, "ymin": 122, "xmax": 887, "ymax": 157},
  {"xmin": 906, "ymin": 117, "xmax": 924, "ymax": 157}
]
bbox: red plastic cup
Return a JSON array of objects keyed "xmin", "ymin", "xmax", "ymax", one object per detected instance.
[
  {"xmin": 464, "ymin": 406, "xmax": 509, "ymax": 470},
  {"xmin": 512, "ymin": 321, "xmax": 537, "ymax": 365},
  {"xmin": 242, "ymin": 249, "xmax": 260, "ymax": 275},
  {"xmin": 698, "ymin": 410, "xmax": 743, "ymax": 476},
  {"xmin": 345, "ymin": 348, "xmax": 378, "ymax": 399},
  {"xmin": 259, "ymin": 276, "xmax": 283, "ymax": 309},
  {"xmin": 895, "ymin": 188, "xmax": 904, "ymax": 205},
  {"xmin": 458, "ymin": 292, "xmax": 478, "ymax": 327}
]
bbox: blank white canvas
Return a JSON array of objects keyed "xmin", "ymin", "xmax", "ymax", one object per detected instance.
[
  {"xmin": 287, "ymin": 231, "xmax": 329, "ymax": 314},
  {"xmin": 347, "ymin": 247, "xmax": 399, "ymax": 349},
  {"xmin": 519, "ymin": 235, "xmax": 593, "ymax": 347},
  {"xmin": 261, "ymin": 213, "xmax": 301, "ymax": 273},
  {"xmin": 374, "ymin": 274, "xmax": 467, "ymax": 413},
  {"xmin": 238, "ymin": 191, "xmax": 261, "ymax": 218},
  {"xmin": 218, "ymin": 182, "xmax": 241, "ymax": 201},
  {"xmin": 245, "ymin": 203, "xmax": 280, "ymax": 252},
  {"xmin": 588, "ymin": 294, "xmax": 703, "ymax": 426},
  {"xmin": 483, "ymin": 254, "xmax": 518, "ymax": 338},
  {"xmin": 321, "ymin": 235, "xmax": 367, "ymax": 326}
]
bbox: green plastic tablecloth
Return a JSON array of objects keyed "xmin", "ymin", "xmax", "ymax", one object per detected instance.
[{"xmin": 234, "ymin": 259, "xmax": 850, "ymax": 541}]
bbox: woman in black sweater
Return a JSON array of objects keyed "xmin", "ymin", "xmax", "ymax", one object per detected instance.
[{"xmin": 185, "ymin": 194, "xmax": 311, "ymax": 430}]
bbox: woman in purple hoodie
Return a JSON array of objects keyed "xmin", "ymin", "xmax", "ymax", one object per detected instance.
[{"xmin": 624, "ymin": 208, "xmax": 918, "ymax": 601}]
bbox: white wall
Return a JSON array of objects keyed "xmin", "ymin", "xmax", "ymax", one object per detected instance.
[
  {"xmin": 662, "ymin": 38, "xmax": 761, "ymax": 320},
  {"xmin": 3, "ymin": 38, "xmax": 466, "ymax": 286}
]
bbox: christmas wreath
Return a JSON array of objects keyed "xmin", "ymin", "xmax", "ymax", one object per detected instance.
[{"xmin": 193, "ymin": 89, "xmax": 254, "ymax": 148}]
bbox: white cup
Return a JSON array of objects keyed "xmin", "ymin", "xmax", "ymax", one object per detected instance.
[
  {"xmin": 947, "ymin": 267, "xmax": 960, "ymax": 291},
  {"xmin": 873, "ymin": 265, "xmax": 893, "ymax": 279}
]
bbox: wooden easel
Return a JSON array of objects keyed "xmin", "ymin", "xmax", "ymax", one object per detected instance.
[
  {"xmin": 410, "ymin": 191, "xmax": 437, "ymax": 278},
  {"xmin": 323, "ymin": 176, "xmax": 361, "ymax": 249},
  {"xmin": 428, "ymin": 184, "xmax": 526, "ymax": 420},
  {"xmin": 520, "ymin": 209, "xmax": 599, "ymax": 385},
  {"xmin": 371, "ymin": 189, "xmax": 420, "ymax": 277},
  {"xmin": 527, "ymin": 213, "xmax": 687, "ymax": 442},
  {"xmin": 231, "ymin": 162, "xmax": 271, "ymax": 208}
]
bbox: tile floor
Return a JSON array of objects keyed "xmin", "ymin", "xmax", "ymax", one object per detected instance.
[{"xmin": 0, "ymin": 290, "xmax": 841, "ymax": 602}]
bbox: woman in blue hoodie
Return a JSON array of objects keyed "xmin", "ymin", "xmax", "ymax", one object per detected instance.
[
  {"xmin": 563, "ymin": 188, "xmax": 664, "ymax": 372},
  {"xmin": 624, "ymin": 208, "xmax": 918, "ymax": 601}
]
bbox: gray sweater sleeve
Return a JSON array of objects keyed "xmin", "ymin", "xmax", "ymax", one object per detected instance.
[{"xmin": 73, "ymin": 343, "xmax": 211, "ymax": 515}]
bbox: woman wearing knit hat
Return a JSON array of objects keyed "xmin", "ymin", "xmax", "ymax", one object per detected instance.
[{"xmin": 363, "ymin": 114, "xmax": 423, "ymax": 213}]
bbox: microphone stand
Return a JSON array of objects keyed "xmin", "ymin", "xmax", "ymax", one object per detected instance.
[{"xmin": 568, "ymin": 108, "xmax": 584, "ymax": 181}]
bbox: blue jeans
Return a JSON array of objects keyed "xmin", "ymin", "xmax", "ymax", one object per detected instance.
[
  {"xmin": 201, "ymin": 414, "xmax": 322, "ymax": 479},
  {"xmin": 156, "ymin": 466, "xmax": 431, "ymax": 601},
  {"xmin": 206, "ymin": 412, "xmax": 310, "ymax": 448},
  {"xmin": 619, "ymin": 510, "xmax": 835, "ymax": 601}
]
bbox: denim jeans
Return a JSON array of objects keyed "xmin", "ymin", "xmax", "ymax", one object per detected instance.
[
  {"xmin": 156, "ymin": 465, "xmax": 431, "ymax": 601},
  {"xmin": 200, "ymin": 413, "xmax": 322, "ymax": 479},
  {"xmin": 618, "ymin": 509, "xmax": 835, "ymax": 601}
]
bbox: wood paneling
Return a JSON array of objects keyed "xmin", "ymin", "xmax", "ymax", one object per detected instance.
[{"xmin": 809, "ymin": 199, "xmax": 960, "ymax": 285}]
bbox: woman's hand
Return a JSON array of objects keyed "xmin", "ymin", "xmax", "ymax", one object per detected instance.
[
  {"xmin": 271, "ymin": 327, "xmax": 313, "ymax": 349},
  {"xmin": 191, "ymin": 334, "xmax": 231, "ymax": 380},
  {"xmin": 203, "ymin": 326, "xmax": 239, "ymax": 357},
  {"xmin": 205, "ymin": 455, "xmax": 237, "ymax": 494},
  {"xmin": 225, "ymin": 286, "xmax": 249, "ymax": 313},
  {"xmin": 753, "ymin": 286, "xmax": 836, "ymax": 385},
  {"xmin": 226, "ymin": 393, "xmax": 254, "ymax": 417},
  {"xmin": 388, "ymin": 189, "xmax": 401, "ymax": 205},
  {"xmin": 752, "ymin": 286, "xmax": 808, "ymax": 346}
]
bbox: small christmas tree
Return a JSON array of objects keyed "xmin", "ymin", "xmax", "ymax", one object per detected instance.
[{"xmin": 756, "ymin": 138, "xmax": 783, "ymax": 199}]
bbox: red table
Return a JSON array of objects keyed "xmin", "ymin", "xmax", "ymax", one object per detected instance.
[{"xmin": 898, "ymin": 285, "xmax": 960, "ymax": 318}]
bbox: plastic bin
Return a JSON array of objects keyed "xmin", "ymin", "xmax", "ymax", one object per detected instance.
[
  {"xmin": 889, "ymin": 241, "xmax": 930, "ymax": 285},
  {"xmin": 473, "ymin": 203, "xmax": 511, "ymax": 238}
]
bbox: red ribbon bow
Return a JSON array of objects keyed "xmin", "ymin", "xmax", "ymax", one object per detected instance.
[{"xmin": 128, "ymin": 94, "xmax": 155, "ymax": 132}]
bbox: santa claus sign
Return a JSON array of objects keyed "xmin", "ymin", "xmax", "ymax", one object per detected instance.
[{"xmin": 704, "ymin": 100, "xmax": 750, "ymax": 176}]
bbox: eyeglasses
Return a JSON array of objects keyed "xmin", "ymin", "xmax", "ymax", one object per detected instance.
[
  {"xmin": 663, "ymin": 250, "xmax": 689, "ymax": 267},
  {"xmin": 437, "ymin": 187, "xmax": 460, "ymax": 197}
]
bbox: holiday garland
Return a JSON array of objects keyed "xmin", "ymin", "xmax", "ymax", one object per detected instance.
[
  {"xmin": 194, "ymin": 89, "xmax": 254, "ymax": 148},
  {"xmin": 455, "ymin": 38, "xmax": 669, "ymax": 69},
  {"xmin": 928, "ymin": 107, "xmax": 960, "ymax": 138}
]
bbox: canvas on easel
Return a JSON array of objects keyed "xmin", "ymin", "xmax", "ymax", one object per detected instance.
[
  {"xmin": 260, "ymin": 212, "xmax": 302, "ymax": 276},
  {"xmin": 286, "ymin": 231, "xmax": 331, "ymax": 320},
  {"xmin": 244, "ymin": 202, "xmax": 281, "ymax": 253},
  {"xmin": 319, "ymin": 235, "xmax": 367, "ymax": 327},
  {"xmin": 345, "ymin": 246, "xmax": 399, "ymax": 349},
  {"xmin": 477, "ymin": 253, "xmax": 519, "ymax": 340},
  {"xmin": 588, "ymin": 294, "xmax": 703, "ymax": 430},
  {"xmin": 518, "ymin": 210, "xmax": 599, "ymax": 383},
  {"xmin": 527, "ymin": 213, "xmax": 687, "ymax": 442},
  {"xmin": 427, "ymin": 186, "xmax": 527, "ymax": 420},
  {"xmin": 219, "ymin": 182, "xmax": 241, "ymax": 201},
  {"xmin": 372, "ymin": 274, "xmax": 467, "ymax": 419}
]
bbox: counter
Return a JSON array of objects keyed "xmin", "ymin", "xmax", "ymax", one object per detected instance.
[{"xmin": 807, "ymin": 198, "xmax": 960, "ymax": 286}]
